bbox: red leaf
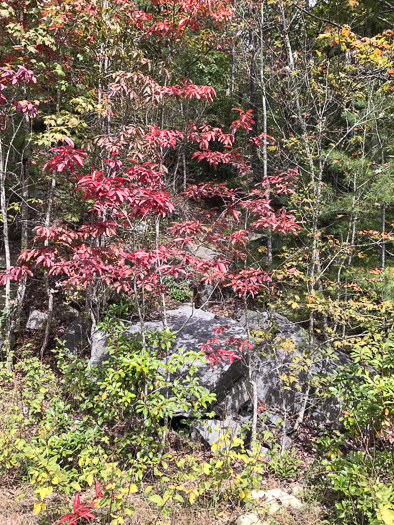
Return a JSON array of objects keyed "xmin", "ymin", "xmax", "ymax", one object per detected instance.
[{"xmin": 73, "ymin": 494, "xmax": 81, "ymax": 513}]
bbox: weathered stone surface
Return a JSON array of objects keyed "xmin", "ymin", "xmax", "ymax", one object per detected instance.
[
  {"xmin": 196, "ymin": 283, "xmax": 215, "ymax": 307},
  {"xmin": 89, "ymin": 305, "xmax": 247, "ymax": 390},
  {"xmin": 89, "ymin": 328, "xmax": 110, "ymax": 367},
  {"xmin": 282, "ymin": 435, "xmax": 293, "ymax": 450},
  {"xmin": 59, "ymin": 317, "xmax": 90, "ymax": 355},
  {"xmin": 236, "ymin": 514, "xmax": 268, "ymax": 525},
  {"xmin": 291, "ymin": 485, "xmax": 305, "ymax": 498},
  {"xmin": 263, "ymin": 411, "xmax": 293, "ymax": 434},
  {"xmin": 251, "ymin": 488, "xmax": 304, "ymax": 513},
  {"xmin": 248, "ymin": 232, "xmax": 266, "ymax": 242},
  {"xmin": 26, "ymin": 309, "xmax": 47, "ymax": 330},
  {"xmin": 186, "ymin": 242, "xmax": 223, "ymax": 261},
  {"xmin": 234, "ymin": 311, "xmax": 349, "ymax": 427},
  {"xmin": 192, "ymin": 418, "xmax": 243, "ymax": 447}
]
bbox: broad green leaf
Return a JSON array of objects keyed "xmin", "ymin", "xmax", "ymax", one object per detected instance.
[{"xmin": 148, "ymin": 494, "xmax": 164, "ymax": 506}]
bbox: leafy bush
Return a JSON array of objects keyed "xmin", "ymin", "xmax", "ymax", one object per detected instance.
[
  {"xmin": 107, "ymin": 296, "xmax": 136, "ymax": 318},
  {"xmin": 142, "ymin": 431, "xmax": 268, "ymax": 518},
  {"xmin": 269, "ymin": 447, "xmax": 304, "ymax": 480},
  {"xmin": 315, "ymin": 339, "xmax": 394, "ymax": 524},
  {"xmin": 162, "ymin": 275, "xmax": 192, "ymax": 303},
  {"xmin": 0, "ymin": 323, "xmax": 215, "ymax": 519}
]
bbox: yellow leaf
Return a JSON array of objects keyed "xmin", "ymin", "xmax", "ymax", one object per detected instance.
[
  {"xmin": 129, "ymin": 484, "xmax": 138, "ymax": 493},
  {"xmin": 189, "ymin": 491, "xmax": 197, "ymax": 505},
  {"xmin": 33, "ymin": 502, "xmax": 41, "ymax": 516},
  {"xmin": 35, "ymin": 486, "xmax": 53, "ymax": 500},
  {"xmin": 378, "ymin": 504, "xmax": 394, "ymax": 525},
  {"xmin": 202, "ymin": 463, "xmax": 210, "ymax": 475}
]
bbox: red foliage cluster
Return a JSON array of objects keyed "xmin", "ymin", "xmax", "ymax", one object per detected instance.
[
  {"xmin": 57, "ymin": 478, "xmax": 105, "ymax": 524},
  {"xmin": 43, "ymin": 137, "xmax": 87, "ymax": 174},
  {"xmin": 0, "ymin": 31, "xmax": 301, "ymax": 370},
  {"xmin": 0, "ymin": 66, "xmax": 38, "ymax": 112},
  {"xmin": 13, "ymin": 99, "xmax": 38, "ymax": 118},
  {"xmin": 0, "ymin": 65, "xmax": 37, "ymax": 85},
  {"xmin": 200, "ymin": 331, "xmax": 253, "ymax": 367}
]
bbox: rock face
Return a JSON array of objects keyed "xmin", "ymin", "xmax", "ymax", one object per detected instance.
[
  {"xmin": 26, "ymin": 310, "xmax": 48, "ymax": 330},
  {"xmin": 236, "ymin": 311, "xmax": 349, "ymax": 427},
  {"xmin": 89, "ymin": 328, "xmax": 111, "ymax": 367},
  {"xmin": 186, "ymin": 242, "xmax": 224, "ymax": 261},
  {"xmin": 59, "ymin": 317, "xmax": 90, "ymax": 355},
  {"xmin": 89, "ymin": 304, "xmax": 246, "ymax": 377},
  {"xmin": 192, "ymin": 418, "xmax": 243, "ymax": 448},
  {"xmin": 89, "ymin": 306, "xmax": 348, "ymax": 428}
]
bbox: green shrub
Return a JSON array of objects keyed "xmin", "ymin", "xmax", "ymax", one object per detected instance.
[
  {"xmin": 315, "ymin": 339, "xmax": 394, "ymax": 524},
  {"xmin": 269, "ymin": 447, "xmax": 304, "ymax": 479},
  {"xmin": 162, "ymin": 275, "xmax": 192, "ymax": 303},
  {"xmin": 0, "ymin": 322, "xmax": 215, "ymax": 520}
]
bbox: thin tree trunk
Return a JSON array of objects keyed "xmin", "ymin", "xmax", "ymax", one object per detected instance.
[
  {"xmin": 243, "ymin": 295, "xmax": 258, "ymax": 446},
  {"xmin": 40, "ymin": 292, "xmax": 54, "ymax": 360},
  {"xmin": 281, "ymin": 6, "xmax": 321, "ymax": 428},
  {"xmin": 156, "ymin": 216, "xmax": 170, "ymax": 452},
  {"xmin": 260, "ymin": 1, "xmax": 272, "ymax": 265},
  {"xmin": 382, "ymin": 204, "xmax": 386, "ymax": 271},
  {"xmin": 182, "ymin": 151, "xmax": 187, "ymax": 193},
  {"xmin": 230, "ymin": 41, "xmax": 235, "ymax": 94},
  {"xmin": 249, "ymin": 31, "xmax": 259, "ymax": 134},
  {"xmin": 40, "ymin": 174, "xmax": 56, "ymax": 360},
  {"xmin": 0, "ymin": 139, "xmax": 12, "ymax": 369},
  {"xmin": 14, "ymin": 113, "xmax": 31, "ymax": 335}
]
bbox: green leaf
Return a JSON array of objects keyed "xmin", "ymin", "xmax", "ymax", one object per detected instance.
[{"xmin": 148, "ymin": 494, "xmax": 164, "ymax": 506}]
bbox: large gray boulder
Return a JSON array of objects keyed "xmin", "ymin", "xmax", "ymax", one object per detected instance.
[
  {"xmin": 90, "ymin": 328, "xmax": 109, "ymax": 367},
  {"xmin": 59, "ymin": 317, "xmax": 90, "ymax": 355},
  {"xmin": 235, "ymin": 311, "xmax": 349, "ymax": 426},
  {"xmin": 89, "ymin": 306, "xmax": 247, "ymax": 399},
  {"xmin": 89, "ymin": 306, "xmax": 349, "ymax": 428}
]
